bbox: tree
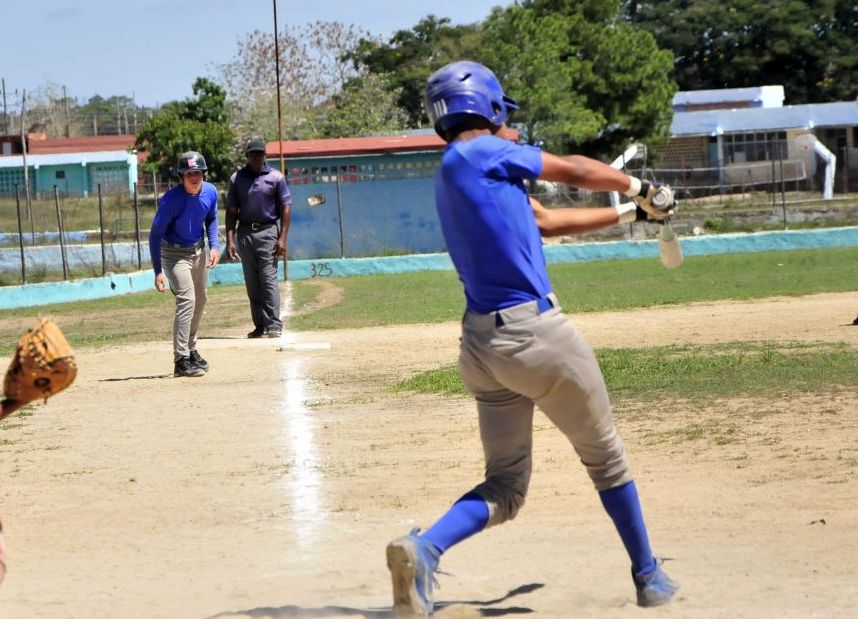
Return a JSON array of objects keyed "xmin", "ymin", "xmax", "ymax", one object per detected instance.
[
  {"xmin": 624, "ymin": 0, "xmax": 858, "ymax": 104},
  {"xmin": 477, "ymin": 1, "xmax": 676, "ymax": 157},
  {"xmin": 17, "ymin": 82, "xmax": 69, "ymax": 136},
  {"xmin": 77, "ymin": 94, "xmax": 139, "ymax": 136},
  {"xmin": 346, "ymin": 16, "xmax": 484, "ymax": 127},
  {"xmin": 135, "ymin": 78, "xmax": 236, "ymax": 182},
  {"xmin": 216, "ymin": 21, "xmax": 372, "ymax": 141},
  {"xmin": 318, "ymin": 74, "xmax": 409, "ymax": 137},
  {"xmin": 816, "ymin": 0, "xmax": 858, "ymax": 101}
]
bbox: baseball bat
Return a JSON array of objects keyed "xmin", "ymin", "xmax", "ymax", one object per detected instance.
[{"xmin": 657, "ymin": 220, "xmax": 683, "ymax": 269}]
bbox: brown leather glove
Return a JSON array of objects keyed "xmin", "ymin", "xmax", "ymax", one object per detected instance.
[{"xmin": 2, "ymin": 319, "xmax": 77, "ymax": 408}]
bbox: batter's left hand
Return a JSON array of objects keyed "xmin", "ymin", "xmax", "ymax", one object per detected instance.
[
  {"xmin": 273, "ymin": 238, "xmax": 287, "ymax": 257},
  {"xmin": 207, "ymin": 249, "xmax": 220, "ymax": 268}
]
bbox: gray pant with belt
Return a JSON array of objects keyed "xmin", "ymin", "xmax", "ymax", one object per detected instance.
[
  {"xmin": 236, "ymin": 223, "xmax": 282, "ymax": 332},
  {"xmin": 161, "ymin": 242, "xmax": 208, "ymax": 361},
  {"xmin": 458, "ymin": 293, "xmax": 632, "ymax": 527}
]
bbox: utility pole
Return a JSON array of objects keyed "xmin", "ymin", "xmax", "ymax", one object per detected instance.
[
  {"xmin": 1, "ymin": 78, "xmax": 7, "ymax": 135},
  {"xmin": 20, "ymin": 89, "xmax": 35, "ymax": 244},
  {"xmin": 62, "ymin": 85, "xmax": 71, "ymax": 138},
  {"xmin": 272, "ymin": 0, "xmax": 288, "ymax": 281},
  {"xmin": 132, "ymin": 92, "xmax": 138, "ymax": 133},
  {"xmin": 273, "ymin": 0, "xmax": 285, "ymax": 176}
]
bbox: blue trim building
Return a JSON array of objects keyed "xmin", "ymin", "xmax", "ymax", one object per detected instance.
[
  {"xmin": 266, "ymin": 134, "xmax": 450, "ymax": 259},
  {"xmin": 0, "ymin": 150, "xmax": 138, "ymax": 198}
]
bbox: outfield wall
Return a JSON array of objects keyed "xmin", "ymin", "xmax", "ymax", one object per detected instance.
[{"xmin": 2, "ymin": 227, "xmax": 858, "ymax": 310}]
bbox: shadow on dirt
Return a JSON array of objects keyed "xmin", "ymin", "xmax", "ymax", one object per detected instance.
[{"xmin": 208, "ymin": 583, "xmax": 544, "ymax": 618}]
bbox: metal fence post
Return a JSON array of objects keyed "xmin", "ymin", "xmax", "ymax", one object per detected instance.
[
  {"xmin": 152, "ymin": 172, "xmax": 159, "ymax": 210},
  {"xmin": 779, "ymin": 158, "xmax": 787, "ymax": 230},
  {"xmin": 98, "ymin": 183, "xmax": 107, "ymax": 275},
  {"xmin": 53, "ymin": 186, "xmax": 69, "ymax": 280},
  {"xmin": 335, "ymin": 173, "xmax": 345, "ymax": 258},
  {"xmin": 15, "ymin": 184, "xmax": 26, "ymax": 284},
  {"xmin": 771, "ymin": 160, "xmax": 777, "ymax": 208},
  {"xmin": 133, "ymin": 182, "xmax": 142, "ymax": 270}
]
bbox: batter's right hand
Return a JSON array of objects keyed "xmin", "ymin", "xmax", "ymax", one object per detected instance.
[
  {"xmin": 155, "ymin": 273, "xmax": 167, "ymax": 293},
  {"xmin": 227, "ymin": 240, "xmax": 237, "ymax": 260}
]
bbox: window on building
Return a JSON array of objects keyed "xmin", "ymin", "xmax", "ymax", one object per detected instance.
[
  {"xmin": 724, "ymin": 131, "xmax": 787, "ymax": 163},
  {"xmin": 56, "ymin": 170, "xmax": 66, "ymax": 179},
  {"xmin": 90, "ymin": 164, "xmax": 128, "ymax": 193},
  {"xmin": 0, "ymin": 169, "xmax": 33, "ymax": 197},
  {"xmin": 822, "ymin": 127, "xmax": 847, "ymax": 151}
]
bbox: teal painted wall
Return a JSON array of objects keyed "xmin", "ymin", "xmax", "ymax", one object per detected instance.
[
  {"xmin": 5, "ymin": 156, "xmax": 138, "ymax": 198},
  {"xmin": 34, "ymin": 164, "xmax": 89, "ymax": 196},
  {"xmin": 271, "ymin": 151, "xmax": 443, "ymax": 259}
]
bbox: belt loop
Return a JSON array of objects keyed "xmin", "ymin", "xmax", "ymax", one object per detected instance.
[
  {"xmin": 536, "ymin": 296, "xmax": 553, "ymax": 313},
  {"xmin": 494, "ymin": 312, "xmax": 504, "ymax": 327}
]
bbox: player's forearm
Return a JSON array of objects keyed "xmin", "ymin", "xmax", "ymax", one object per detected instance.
[
  {"xmin": 540, "ymin": 152, "xmax": 633, "ymax": 193},
  {"xmin": 206, "ymin": 215, "xmax": 219, "ymax": 250},
  {"xmin": 225, "ymin": 207, "xmax": 238, "ymax": 233},
  {"xmin": 279, "ymin": 206, "xmax": 291, "ymax": 241},
  {"xmin": 531, "ymin": 196, "xmax": 621, "ymax": 236},
  {"xmin": 148, "ymin": 231, "xmax": 163, "ymax": 274},
  {"xmin": 534, "ymin": 204, "xmax": 621, "ymax": 236}
]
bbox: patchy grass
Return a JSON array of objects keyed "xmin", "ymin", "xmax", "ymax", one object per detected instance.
[
  {"xmin": 288, "ymin": 246, "xmax": 858, "ymax": 330},
  {"xmin": 393, "ymin": 342, "xmax": 858, "ymax": 403}
]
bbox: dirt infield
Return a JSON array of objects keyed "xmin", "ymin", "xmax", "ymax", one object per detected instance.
[{"xmin": 1, "ymin": 292, "xmax": 857, "ymax": 618}]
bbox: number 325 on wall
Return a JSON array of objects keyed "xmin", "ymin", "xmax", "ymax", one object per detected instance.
[{"xmin": 309, "ymin": 262, "xmax": 333, "ymax": 278}]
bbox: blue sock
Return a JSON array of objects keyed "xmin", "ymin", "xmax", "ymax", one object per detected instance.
[
  {"xmin": 599, "ymin": 481, "xmax": 657, "ymax": 576},
  {"xmin": 421, "ymin": 492, "xmax": 490, "ymax": 554}
]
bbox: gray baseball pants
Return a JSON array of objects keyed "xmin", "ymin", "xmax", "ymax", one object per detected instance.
[
  {"xmin": 237, "ymin": 224, "xmax": 282, "ymax": 332},
  {"xmin": 458, "ymin": 293, "xmax": 632, "ymax": 527},
  {"xmin": 161, "ymin": 243, "xmax": 208, "ymax": 361}
]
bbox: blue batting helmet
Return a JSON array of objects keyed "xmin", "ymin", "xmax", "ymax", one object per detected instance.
[{"xmin": 424, "ymin": 61, "xmax": 518, "ymax": 137}]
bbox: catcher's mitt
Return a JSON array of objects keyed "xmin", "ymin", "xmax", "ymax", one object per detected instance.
[{"xmin": 3, "ymin": 319, "xmax": 77, "ymax": 406}]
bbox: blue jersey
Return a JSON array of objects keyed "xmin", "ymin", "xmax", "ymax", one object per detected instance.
[
  {"xmin": 149, "ymin": 181, "xmax": 219, "ymax": 274},
  {"xmin": 435, "ymin": 135, "xmax": 549, "ymax": 313}
]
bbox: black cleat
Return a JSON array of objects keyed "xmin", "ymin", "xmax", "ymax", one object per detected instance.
[
  {"xmin": 174, "ymin": 356, "xmax": 205, "ymax": 377},
  {"xmin": 247, "ymin": 327, "xmax": 266, "ymax": 338},
  {"xmin": 188, "ymin": 350, "xmax": 209, "ymax": 372},
  {"xmin": 852, "ymin": 316, "xmax": 858, "ymax": 326}
]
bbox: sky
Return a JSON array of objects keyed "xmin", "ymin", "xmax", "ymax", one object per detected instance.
[{"xmin": 3, "ymin": 0, "xmax": 512, "ymax": 109}]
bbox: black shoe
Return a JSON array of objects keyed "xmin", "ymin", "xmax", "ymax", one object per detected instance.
[
  {"xmin": 247, "ymin": 327, "xmax": 265, "ymax": 339},
  {"xmin": 852, "ymin": 316, "xmax": 858, "ymax": 326},
  {"xmin": 189, "ymin": 350, "xmax": 209, "ymax": 372},
  {"xmin": 174, "ymin": 356, "xmax": 205, "ymax": 377}
]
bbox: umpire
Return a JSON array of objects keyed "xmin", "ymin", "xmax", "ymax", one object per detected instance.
[{"xmin": 225, "ymin": 138, "xmax": 292, "ymax": 338}]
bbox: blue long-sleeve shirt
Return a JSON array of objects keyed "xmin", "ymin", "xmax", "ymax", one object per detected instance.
[{"xmin": 149, "ymin": 182, "xmax": 220, "ymax": 274}]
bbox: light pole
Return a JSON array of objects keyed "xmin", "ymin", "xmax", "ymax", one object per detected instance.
[{"xmin": 272, "ymin": 0, "xmax": 288, "ymax": 281}]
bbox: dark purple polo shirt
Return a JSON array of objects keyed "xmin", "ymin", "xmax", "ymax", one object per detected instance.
[{"xmin": 226, "ymin": 164, "xmax": 291, "ymax": 223}]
